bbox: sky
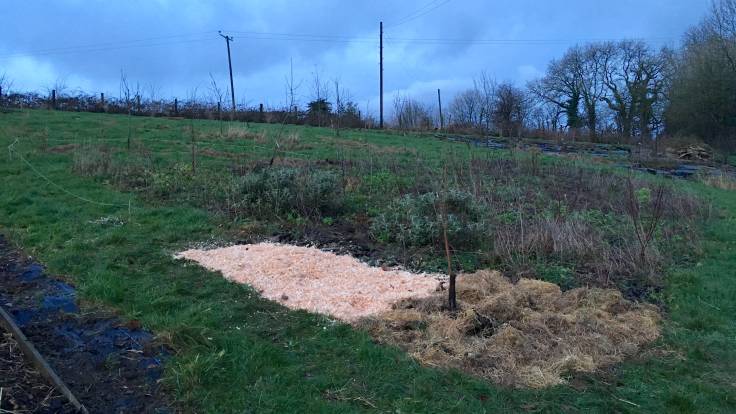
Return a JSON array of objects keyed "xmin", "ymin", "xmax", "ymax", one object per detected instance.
[{"xmin": 0, "ymin": 0, "xmax": 711, "ymax": 118}]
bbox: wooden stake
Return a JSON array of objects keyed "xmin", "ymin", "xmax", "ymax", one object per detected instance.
[{"xmin": 442, "ymin": 164, "xmax": 456, "ymax": 311}]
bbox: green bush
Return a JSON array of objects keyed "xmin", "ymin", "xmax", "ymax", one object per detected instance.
[
  {"xmin": 150, "ymin": 163, "xmax": 195, "ymax": 198},
  {"xmin": 236, "ymin": 167, "xmax": 344, "ymax": 219},
  {"xmin": 370, "ymin": 190, "xmax": 488, "ymax": 249},
  {"xmin": 360, "ymin": 171, "xmax": 408, "ymax": 197}
]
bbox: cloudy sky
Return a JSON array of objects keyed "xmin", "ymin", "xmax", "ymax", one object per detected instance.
[{"xmin": 0, "ymin": 0, "xmax": 709, "ymax": 117}]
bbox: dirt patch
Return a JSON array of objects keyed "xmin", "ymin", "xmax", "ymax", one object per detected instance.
[
  {"xmin": 321, "ymin": 136, "xmax": 418, "ymax": 156},
  {"xmin": 176, "ymin": 243, "xmax": 441, "ymax": 322},
  {"xmin": 199, "ymin": 148, "xmax": 240, "ymax": 159},
  {"xmin": 1, "ymin": 327, "xmax": 77, "ymax": 413},
  {"xmin": 0, "ymin": 235, "xmax": 173, "ymax": 413},
  {"xmin": 47, "ymin": 143, "xmax": 78, "ymax": 153},
  {"xmin": 360, "ymin": 270, "xmax": 661, "ymax": 388}
]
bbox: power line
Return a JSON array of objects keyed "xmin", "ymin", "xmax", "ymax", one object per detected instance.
[
  {"xmin": 385, "ymin": 35, "xmax": 675, "ymax": 45},
  {"xmin": 0, "ymin": 28, "xmax": 674, "ymax": 62},
  {"xmin": 224, "ymin": 30, "xmax": 374, "ymax": 41},
  {"xmin": 386, "ymin": 0, "xmax": 452, "ymax": 28},
  {"xmin": 0, "ymin": 36, "xmax": 217, "ymax": 61}
]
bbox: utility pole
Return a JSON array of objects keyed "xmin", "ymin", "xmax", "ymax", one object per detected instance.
[
  {"xmin": 437, "ymin": 88, "xmax": 444, "ymax": 131},
  {"xmin": 219, "ymin": 31, "xmax": 237, "ymax": 119},
  {"xmin": 379, "ymin": 21, "xmax": 384, "ymax": 129}
]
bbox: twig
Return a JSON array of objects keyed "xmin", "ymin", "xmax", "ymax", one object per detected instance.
[
  {"xmin": 614, "ymin": 396, "xmax": 640, "ymax": 407},
  {"xmin": 698, "ymin": 296, "xmax": 722, "ymax": 311}
]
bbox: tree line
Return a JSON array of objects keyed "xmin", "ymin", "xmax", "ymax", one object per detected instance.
[
  {"xmin": 393, "ymin": 0, "xmax": 735, "ymax": 156},
  {"xmin": 1, "ymin": 0, "xmax": 734, "ymax": 154}
]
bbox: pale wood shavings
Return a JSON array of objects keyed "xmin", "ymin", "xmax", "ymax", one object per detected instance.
[{"xmin": 176, "ymin": 243, "xmax": 441, "ymax": 322}]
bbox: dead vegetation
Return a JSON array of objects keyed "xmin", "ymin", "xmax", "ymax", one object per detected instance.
[
  {"xmin": 46, "ymin": 143, "xmax": 78, "ymax": 153},
  {"xmin": 321, "ymin": 135, "xmax": 419, "ymax": 156},
  {"xmin": 224, "ymin": 127, "xmax": 267, "ymax": 143},
  {"xmin": 361, "ymin": 270, "xmax": 660, "ymax": 388},
  {"xmin": 698, "ymin": 171, "xmax": 736, "ymax": 191}
]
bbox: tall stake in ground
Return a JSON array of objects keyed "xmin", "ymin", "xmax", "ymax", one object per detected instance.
[
  {"xmin": 437, "ymin": 88, "xmax": 444, "ymax": 131},
  {"xmin": 441, "ymin": 164, "xmax": 457, "ymax": 311}
]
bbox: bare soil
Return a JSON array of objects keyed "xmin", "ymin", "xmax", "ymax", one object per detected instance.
[
  {"xmin": 0, "ymin": 327, "xmax": 77, "ymax": 413},
  {"xmin": 0, "ymin": 235, "xmax": 174, "ymax": 414}
]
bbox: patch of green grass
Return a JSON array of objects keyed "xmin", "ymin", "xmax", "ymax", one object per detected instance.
[{"xmin": 1, "ymin": 110, "xmax": 735, "ymax": 413}]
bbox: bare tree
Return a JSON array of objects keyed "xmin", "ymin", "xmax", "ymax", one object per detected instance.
[
  {"xmin": 311, "ymin": 68, "xmax": 330, "ymax": 127},
  {"xmin": 209, "ymin": 73, "xmax": 225, "ymax": 133},
  {"xmin": 392, "ymin": 93, "xmax": 434, "ymax": 131},
  {"xmin": 709, "ymin": 0, "xmax": 736, "ymax": 73},
  {"xmin": 528, "ymin": 53, "xmax": 583, "ymax": 139},
  {"xmin": 599, "ymin": 41, "xmax": 668, "ymax": 140},
  {"xmin": 493, "ymin": 82, "xmax": 529, "ymax": 138},
  {"xmin": 146, "ymin": 82, "xmax": 161, "ymax": 115},
  {"xmin": 0, "ymin": 72, "xmax": 13, "ymax": 107},
  {"xmin": 475, "ymin": 71, "xmax": 497, "ymax": 132},
  {"xmin": 576, "ymin": 45, "xmax": 608, "ymax": 140},
  {"xmin": 119, "ymin": 70, "xmax": 132, "ymax": 112},
  {"xmin": 449, "ymin": 89, "xmax": 483, "ymax": 130},
  {"xmin": 333, "ymin": 78, "xmax": 353, "ymax": 136},
  {"xmin": 666, "ymin": 0, "xmax": 736, "ymax": 155},
  {"xmin": 119, "ymin": 70, "xmax": 133, "ymax": 149},
  {"xmin": 284, "ymin": 57, "xmax": 302, "ymax": 121}
]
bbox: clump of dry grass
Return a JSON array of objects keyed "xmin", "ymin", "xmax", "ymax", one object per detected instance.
[
  {"xmin": 360, "ymin": 270, "xmax": 660, "ymax": 388},
  {"xmin": 321, "ymin": 136, "xmax": 418, "ymax": 156},
  {"xmin": 699, "ymin": 172, "xmax": 736, "ymax": 191},
  {"xmin": 226, "ymin": 127, "xmax": 267, "ymax": 143}
]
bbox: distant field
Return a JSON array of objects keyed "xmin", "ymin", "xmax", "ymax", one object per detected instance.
[{"xmin": 1, "ymin": 109, "xmax": 735, "ymax": 413}]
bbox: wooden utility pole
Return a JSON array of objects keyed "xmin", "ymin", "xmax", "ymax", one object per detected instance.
[
  {"xmin": 219, "ymin": 31, "xmax": 237, "ymax": 119},
  {"xmin": 437, "ymin": 88, "xmax": 444, "ymax": 131},
  {"xmin": 379, "ymin": 21, "xmax": 384, "ymax": 129}
]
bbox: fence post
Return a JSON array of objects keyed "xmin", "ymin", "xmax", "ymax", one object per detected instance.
[
  {"xmin": 51, "ymin": 89, "xmax": 56, "ymax": 110},
  {"xmin": 259, "ymin": 103, "xmax": 264, "ymax": 122},
  {"xmin": 100, "ymin": 93, "xmax": 105, "ymax": 112},
  {"xmin": 174, "ymin": 98, "xmax": 178, "ymax": 115}
]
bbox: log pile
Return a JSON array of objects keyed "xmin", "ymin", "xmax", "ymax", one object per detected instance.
[{"xmin": 675, "ymin": 144, "xmax": 712, "ymax": 161}]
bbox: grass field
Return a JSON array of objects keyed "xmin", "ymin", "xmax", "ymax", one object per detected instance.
[{"xmin": 1, "ymin": 109, "xmax": 735, "ymax": 413}]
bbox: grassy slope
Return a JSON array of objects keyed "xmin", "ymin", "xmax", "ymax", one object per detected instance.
[{"xmin": 0, "ymin": 109, "xmax": 734, "ymax": 413}]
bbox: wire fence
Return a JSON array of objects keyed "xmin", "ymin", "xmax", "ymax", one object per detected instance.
[{"xmin": 7, "ymin": 139, "xmax": 133, "ymax": 216}]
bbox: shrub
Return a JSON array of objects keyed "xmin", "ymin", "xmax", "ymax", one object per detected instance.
[
  {"xmin": 370, "ymin": 190, "xmax": 488, "ymax": 250},
  {"xmin": 150, "ymin": 163, "xmax": 195, "ymax": 198},
  {"xmin": 72, "ymin": 145, "xmax": 112, "ymax": 177},
  {"xmin": 236, "ymin": 167, "xmax": 344, "ymax": 219}
]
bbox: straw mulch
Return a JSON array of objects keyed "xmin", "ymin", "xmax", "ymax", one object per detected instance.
[{"xmin": 360, "ymin": 270, "xmax": 661, "ymax": 388}]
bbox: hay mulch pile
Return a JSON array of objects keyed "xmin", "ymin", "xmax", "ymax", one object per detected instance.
[
  {"xmin": 176, "ymin": 243, "xmax": 441, "ymax": 322},
  {"xmin": 360, "ymin": 270, "xmax": 661, "ymax": 388}
]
